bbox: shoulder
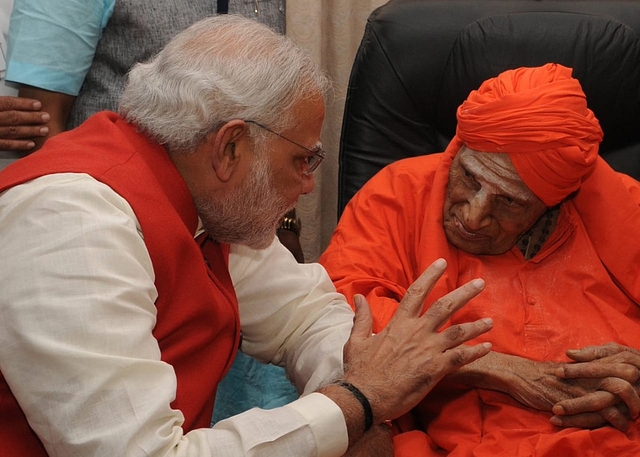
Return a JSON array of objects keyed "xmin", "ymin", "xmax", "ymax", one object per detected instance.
[
  {"xmin": 6, "ymin": 0, "xmax": 114, "ymax": 94},
  {"xmin": 617, "ymin": 171, "xmax": 640, "ymax": 191},
  {"xmin": 339, "ymin": 153, "xmax": 444, "ymax": 229},
  {"xmin": 359, "ymin": 153, "xmax": 444, "ymax": 199},
  {"xmin": 614, "ymin": 172, "xmax": 640, "ymax": 206},
  {"xmin": 384, "ymin": 153, "xmax": 443, "ymax": 176}
]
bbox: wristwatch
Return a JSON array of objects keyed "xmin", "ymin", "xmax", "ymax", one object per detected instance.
[{"xmin": 278, "ymin": 215, "xmax": 301, "ymax": 236}]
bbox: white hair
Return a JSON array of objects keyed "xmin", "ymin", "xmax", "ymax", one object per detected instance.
[{"xmin": 119, "ymin": 15, "xmax": 331, "ymax": 154}]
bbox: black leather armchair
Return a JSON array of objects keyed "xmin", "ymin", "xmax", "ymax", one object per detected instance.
[{"xmin": 338, "ymin": 0, "xmax": 640, "ymax": 216}]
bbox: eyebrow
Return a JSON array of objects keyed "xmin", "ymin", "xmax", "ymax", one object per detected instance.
[{"xmin": 461, "ymin": 164, "xmax": 478, "ymax": 179}]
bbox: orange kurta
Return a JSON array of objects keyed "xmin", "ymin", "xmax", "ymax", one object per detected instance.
[{"xmin": 320, "ymin": 153, "xmax": 640, "ymax": 456}]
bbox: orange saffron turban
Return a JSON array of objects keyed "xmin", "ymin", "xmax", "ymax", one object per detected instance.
[
  {"xmin": 412, "ymin": 62, "xmax": 640, "ymax": 309},
  {"xmin": 455, "ymin": 63, "xmax": 604, "ymax": 206}
]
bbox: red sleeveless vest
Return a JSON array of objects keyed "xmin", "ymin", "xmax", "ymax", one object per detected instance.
[{"xmin": 0, "ymin": 112, "xmax": 241, "ymax": 456}]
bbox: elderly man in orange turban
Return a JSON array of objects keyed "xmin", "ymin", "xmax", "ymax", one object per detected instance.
[{"xmin": 320, "ymin": 63, "xmax": 640, "ymax": 456}]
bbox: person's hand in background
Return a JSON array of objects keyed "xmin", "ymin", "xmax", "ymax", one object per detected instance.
[{"xmin": 0, "ymin": 95, "xmax": 49, "ymax": 151}]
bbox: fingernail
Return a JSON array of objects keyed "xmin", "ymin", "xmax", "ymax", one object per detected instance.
[
  {"xmin": 433, "ymin": 258, "xmax": 446, "ymax": 269},
  {"xmin": 26, "ymin": 141, "xmax": 35, "ymax": 149},
  {"xmin": 41, "ymin": 113, "xmax": 51, "ymax": 122},
  {"xmin": 33, "ymin": 101, "xmax": 42, "ymax": 109},
  {"xmin": 549, "ymin": 416, "xmax": 562, "ymax": 427},
  {"xmin": 482, "ymin": 317, "xmax": 493, "ymax": 326},
  {"xmin": 39, "ymin": 127, "xmax": 49, "ymax": 135},
  {"xmin": 472, "ymin": 278, "xmax": 485, "ymax": 289}
]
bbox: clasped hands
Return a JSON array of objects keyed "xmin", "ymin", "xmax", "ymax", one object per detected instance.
[
  {"xmin": 550, "ymin": 343, "xmax": 640, "ymax": 432},
  {"xmin": 491, "ymin": 343, "xmax": 640, "ymax": 433}
]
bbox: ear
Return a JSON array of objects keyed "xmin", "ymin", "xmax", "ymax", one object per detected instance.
[{"xmin": 209, "ymin": 119, "xmax": 249, "ymax": 182}]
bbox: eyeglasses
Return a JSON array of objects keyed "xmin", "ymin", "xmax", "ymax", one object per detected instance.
[{"xmin": 245, "ymin": 120, "xmax": 325, "ymax": 176}]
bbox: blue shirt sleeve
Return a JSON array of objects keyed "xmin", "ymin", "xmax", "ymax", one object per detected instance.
[{"xmin": 6, "ymin": 0, "xmax": 115, "ymax": 95}]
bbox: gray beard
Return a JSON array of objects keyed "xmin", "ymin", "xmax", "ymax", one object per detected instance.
[{"xmin": 194, "ymin": 154, "xmax": 292, "ymax": 250}]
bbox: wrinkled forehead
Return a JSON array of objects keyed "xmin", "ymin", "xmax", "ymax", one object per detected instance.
[{"xmin": 453, "ymin": 146, "xmax": 540, "ymax": 202}]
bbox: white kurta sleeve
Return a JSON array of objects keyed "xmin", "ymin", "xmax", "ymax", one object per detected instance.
[
  {"xmin": 228, "ymin": 240, "xmax": 354, "ymax": 394},
  {"xmin": 0, "ymin": 174, "xmax": 349, "ymax": 456}
]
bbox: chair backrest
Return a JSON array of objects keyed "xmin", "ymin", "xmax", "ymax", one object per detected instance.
[{"xmin": 338, "ymin": 0, "xmax": 640, "ymax": 216}]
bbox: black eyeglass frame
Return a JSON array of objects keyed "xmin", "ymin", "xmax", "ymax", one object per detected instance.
[{"xmin": 245, "ymin": 120, "xmax": 325, "ymax": 175}]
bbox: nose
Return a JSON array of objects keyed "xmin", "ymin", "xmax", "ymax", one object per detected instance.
[
  {"xmin": 300, "ymin": 172, "xmax": 315, "ymax": 195},
  {"xmin": 464, "ymin": 192, "xmax": 492, "ymax": 230}
]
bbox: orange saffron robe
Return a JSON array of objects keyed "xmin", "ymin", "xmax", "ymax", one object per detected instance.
[{"xmin": 320, "ymin": 153, "xmax": 640, "ymax": 456}]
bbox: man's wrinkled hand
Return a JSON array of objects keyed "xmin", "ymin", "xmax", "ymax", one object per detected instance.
[
  {"xmin": 342, "ymin": 258, "xmax": 493, "ymax": 424},
  {"xmin": 550, "ymin": 343, "xmax": 640, "ymax": 432}
]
